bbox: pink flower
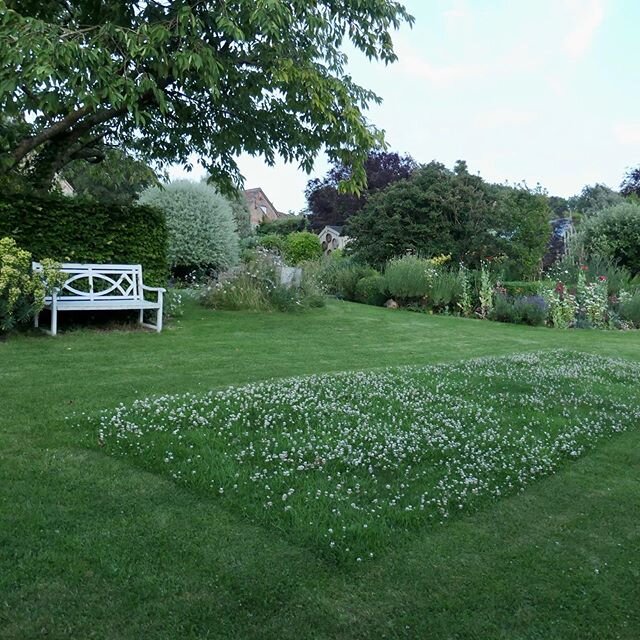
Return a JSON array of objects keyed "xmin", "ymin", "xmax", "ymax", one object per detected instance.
[
  {"xmin": 598, "ymin": 275, "xmax": 607, "ymax": 281},
  {"xmin": 580, "ymin": 265, "xmax": 589, "ymax": 271}
]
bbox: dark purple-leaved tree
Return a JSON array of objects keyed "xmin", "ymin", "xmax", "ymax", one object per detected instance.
[
  {"xmin": 305, "ymin": 150, "xmax": 417, "ymax": 230},
  {"xmin": 620, "ymin": 166, "xmax": 640, "ymax": 198}
]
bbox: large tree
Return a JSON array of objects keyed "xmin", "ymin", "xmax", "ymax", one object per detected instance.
[
  {"xmin": 305, "ymin": 150, "xmax": 417, "ymax": 229},
  {"xmin": 0, "ymin": 1, "xmax": 412, "ymax": 191},
  {"xmin": 346, "ymin": 161, "xmax": 550, "ymax": 278}
]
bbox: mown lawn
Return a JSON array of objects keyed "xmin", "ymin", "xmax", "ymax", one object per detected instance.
[{"xmin": 2, "ymin": 300, "xmax": 640, "ymax": 639}]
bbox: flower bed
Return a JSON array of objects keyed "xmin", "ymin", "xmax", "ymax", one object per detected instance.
[{"xmin": 84, "ymin": 351, "xmax": 640, "ymax": 563}]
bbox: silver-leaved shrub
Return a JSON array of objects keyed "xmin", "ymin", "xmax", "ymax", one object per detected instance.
[{"xmin": 141, "ymin": 181, "xmax": 240, "ymax": 272}]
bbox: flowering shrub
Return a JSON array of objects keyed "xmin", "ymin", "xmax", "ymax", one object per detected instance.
[
  {"xmin": 84, "ymin": 351, "xmax": 640, "ymax": 564},
  {"xmin": 478, "ymin": 262, "xmax": 493, "ymax": 317},
  {"xmin": 490, "ymin": 294, "xmax": 547, "ymax": 326},
  {"xmin": 163, "ymin": 288, "xmax": 188, "ymax": 320},
  {"xmin": 550, "ymin": 254, "xmax": 631, "ymax": 296},
  {"xmin": 541, "ymin": 282, "xmax": 576, "ymax": 329},
  {"xmin": 580, "ymin": 276, "xmax": 609, "ymax": 328},
  {"xmin": 429, "ymin": 269, "xmax": 461, "ymax": 312},
  {"xmin": 0, "ymin": 237, "xmax": 61, "ymax": 333},
  {"xmin": 384, "ymin": 255, "xmax": 458, "ymax": 307},
  {"xmin": 457, "ymin": 264, "xmax": 472, "ymax": 317},
  {"xmin": 200, "ymin": 250, "xmax": 324, "ymax": 312},
  {"xmin": 426, "ymin": 253, "xmax": 451, "ymax": 267}
]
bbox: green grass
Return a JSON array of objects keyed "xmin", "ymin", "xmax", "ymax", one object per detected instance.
[
  {"xmin": 88, "ymin": 351, "xmax": 640, "ymax": 565},
  {"xmin": 2, "ymin": 300, "xmax": 640, "ymax": 639}
]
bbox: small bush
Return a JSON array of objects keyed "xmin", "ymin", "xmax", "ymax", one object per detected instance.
[
  {"xmin": 429, "ymin": 270, "xmax": 461, "ymax": 311},
  {"xmin": 490, "ymin": 294, "xmax": 547, "ymax": 326},
  {"xmin": 384, "ymin": 256, "xmax": 432, "ymax": 300},
  {"xmin": 490, "ymin": 294, "xmax": 520, "ymax": 324},
  {"xmin": 269, "ymin": 282, "xmax": 324, "ymax": 311},
  {"xmin": 257, "ymin": 234, "xmax": 286, "ymax": 255},
  {"xmin": 333, "ymin": 264, "xmax": 378, "ymax": 301},
  {"xmin": 355, "ymin": 274, "xmax": 387, "ymax": 306},
  {"xmin": 620, "ymin": 292, "xmax": 640, "ymax": 327},
  {"xmin": 283, "ymin": 232, "xmax": 323, "ymax": 265},
  {"xmin": 514, "ymin": 296, "xmax": 548, "ymax": 326}
]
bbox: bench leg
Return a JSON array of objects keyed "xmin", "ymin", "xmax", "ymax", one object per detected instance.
[
  {"xmin": 34, "ymin": 312, "xmax": 39, "ymax": 329},
  {"xmin": 51, "ymin": 307, "xmax": 58, "ymax": 336},
  {"xmin": 138, "ymin": 308, "xmax": 144, "ymax": 325},
  {"xmin": 141, "ymin": 308, "xmax": 163, "ymax": 333}
]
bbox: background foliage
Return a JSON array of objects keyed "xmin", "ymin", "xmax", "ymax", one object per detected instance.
[
  {"xmin": 257, "ymin": 216, "xmax": 310, "ymax": 237},
  {"xmin": 306, "ymin": 150, "xmax": 417, "ymax": 230},
  {"xmin": 61, "ymin": 148, "xmax": 160, "ymax": 205},
  {"xmin": 573, "ymin": 202, "xmax": 640, "ymax": 276},
  {"xmin": 567, "ymin": 183, "xmax": 623, "ymax": 218}
]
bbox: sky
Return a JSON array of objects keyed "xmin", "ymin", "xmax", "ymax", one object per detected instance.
[{"xmin": 169, "ymin": 0, "xmax": 640, "ymax": 213}]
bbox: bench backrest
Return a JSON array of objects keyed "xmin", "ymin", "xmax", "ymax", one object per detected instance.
[{"xmin": 33, "ymin": 262, "xmax": 144, "ymax": 302}]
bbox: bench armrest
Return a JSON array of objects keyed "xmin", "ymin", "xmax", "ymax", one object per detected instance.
[{"xmin": 141, "ymin": 284, "xmax": 167, "ymax": 293}]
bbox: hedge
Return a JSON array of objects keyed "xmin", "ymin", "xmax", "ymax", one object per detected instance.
[{"xmin": 0, "ymin": 191, "xmax": 168, "ymax": 285}]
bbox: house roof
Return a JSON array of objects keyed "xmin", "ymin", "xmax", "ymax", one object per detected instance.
[{"xmin": 318, "ymin": 225, "xmax": 344, "ymax": 235}]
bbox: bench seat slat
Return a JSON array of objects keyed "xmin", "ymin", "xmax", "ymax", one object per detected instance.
[{"xmin": 46, "ymin": 300, "xmax": 161, "ymax": 311}]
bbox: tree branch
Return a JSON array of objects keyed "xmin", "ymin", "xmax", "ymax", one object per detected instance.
[{"xmin": 10, "ymin": 105, "xmax": 93, "ymax": 168}]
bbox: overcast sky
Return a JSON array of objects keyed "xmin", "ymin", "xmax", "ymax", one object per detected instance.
[{"xmin": 169, "ymin": 0, "xmax": 640, "ymax": 213}]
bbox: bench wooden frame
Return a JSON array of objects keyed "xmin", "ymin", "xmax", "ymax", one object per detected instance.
[{"xmin": 32, "ymin": 262, "xmax": 165, "ymax": 336}]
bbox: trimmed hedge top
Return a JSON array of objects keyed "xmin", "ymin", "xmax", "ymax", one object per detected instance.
[{"xmin": 0, "ymin": 191, "xmax": 168, "ymax": 285}]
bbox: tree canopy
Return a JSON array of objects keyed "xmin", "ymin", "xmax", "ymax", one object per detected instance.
[
  {"xmin": 568, "ymin": 183, "xmax": 623, "ymax": 217},
  {"xmin": 0, "ymin": 0, "xmax": 412, "ymax": 191},
  {"xmin": 346, "ymin": 161, "xmax": 550, "ymax": 278},
  {"xmin": 305, "ymin": 150, "xmax": 417, "ymax": 229}
]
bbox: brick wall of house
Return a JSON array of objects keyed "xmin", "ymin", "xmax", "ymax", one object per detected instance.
[{"xmin": 243, "ymin": 188, "xmax": 280, "ymax": 228}]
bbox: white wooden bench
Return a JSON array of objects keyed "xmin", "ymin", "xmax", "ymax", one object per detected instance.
[{"xmin": 32, "ymin": 262, "xmax": 165, "ymax": 336}]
